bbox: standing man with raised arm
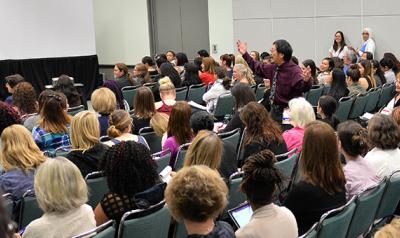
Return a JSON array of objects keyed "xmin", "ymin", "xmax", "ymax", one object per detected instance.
[{"xmin": 237, "ymin": 39, "xmax": 312, "ymax": 122}]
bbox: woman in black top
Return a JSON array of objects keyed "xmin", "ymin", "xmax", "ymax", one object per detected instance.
[
  {"xmin": 54, "ymin": 74, "xmax": 82, "ymax": 107},
  {"xmin": 131, "ymin": 87, "xmax": 156, "ymax": 134},
  {"xmin": 284, "ymin": 121, "xmax": 346, "ymax": 235},
  {"xmin": 182, "ymin": 63, "xmax": 202, "ymax": 87},
  {"xmin": 317, "ymin": 95, "xmax": 340, "ymax": 130},
  {"xmin": 327, "ymin": 68, "xmax": 349, "ymax": 102}
]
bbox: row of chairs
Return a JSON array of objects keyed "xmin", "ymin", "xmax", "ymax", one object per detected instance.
[{"xmin": 301, "ymin": 170, "xmax": 400, "ymax": 238}]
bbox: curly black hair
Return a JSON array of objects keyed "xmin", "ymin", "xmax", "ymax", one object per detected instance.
[
  {"xmin": 0, "ymin": 102, "xmax": 21, "ymax": 134},
  {"xmin": 100, "ymin": 141, "xmax": 159, "ymax": 196},
  {"xmin": 54, "ymin": 75, "xmax": 81, "ymax": 107}
]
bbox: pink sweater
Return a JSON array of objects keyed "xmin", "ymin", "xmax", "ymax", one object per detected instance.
[{"xmin": 282, "ymin": 127, "xmax": 304, "ymax": 154}]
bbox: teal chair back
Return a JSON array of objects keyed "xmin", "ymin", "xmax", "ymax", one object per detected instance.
[
  {"xmin": 318, "ymin": 197, "xmax": 356, "ymax": 238},
  {"xmin": 85, "ymin": 171, "xmax": 108, "ymax": 209},
  {"xmin": 213, "ymin": 94, "xmax": 234, "ymax": 118},
  {"xmin": 139, "ymin": 127, "xmax": 162, "ymax": 154},
  {"xmin": 218, "ymin": 128, "xmax": 241, "ymax": 152},
  {"xmin": 226, "ymin": 172, "xmax": 246, "ymax": 211},
  {"xmin": 255, "ymin": 84, "xmax": 266, "ymax": 101},
  {"xmin": 174, "ymin": 143, "xmax": 191, "ymax": 171},
  {"xmin": 336, "ymin": 96, "xmax": 354, "ymax": 122},
  {"xmin": 299, "ymin": 223, "xmax": 318, "ymax": 238},
  {"xmin": 152, "ymin": 149, "xmax": 171, "ymax": 174},
  {"xmin": 72, "ymin": 220, "xmax": 115, "ymax": 238},
  {"xmin": 348, "ymin": 93, "xmax": 368, "ymax": 119},
  {"xmin": 305, "ymin": 85, "xmax": 324, "ymax": 106},
  {"xmin": 377, "ymin": 83, "xmax": 395, "ymax": 109},
  {"xmin": 375, "ymin": 170, "xmax": 400, "ymax": 220},
  {"xmin": 364, "ymin": 87, "xmax": 381, "ymax": 113},
  {"xmin": 275, "ymin": 148, "xmax": 298, "ymax": 191},
  {"xmin": 19, "ymin": 191, "xmax": 43, "ymax": 228},
  {"xmin": 175, "ymin": 87, "xmax": 188, "ymax": 101},
  {"xmin": 3, "ymin": 194, "xmax": 14, "ymax": 220},
  {"xmin": 187, "ymin": 84, "xmax": 206, "ymax": 104},
  {"xmin": 118, "ymin": 201, "xmax": 170, "ymax": 238},
  {"xmin": 122, "ymin": 85, "xmax": 141, "ymax": 109},
  {"xmin": 67, "ymin": 105, "xmax": 85, "ymax": 116},
  {"xmin": 346, "ymin": 180, "xmax": 387, "ymax": 238}
]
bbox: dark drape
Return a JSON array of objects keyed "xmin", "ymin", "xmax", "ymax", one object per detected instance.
[{"xmin": 0, "ymin": 55, "xmax": 101, "ymax": 101}]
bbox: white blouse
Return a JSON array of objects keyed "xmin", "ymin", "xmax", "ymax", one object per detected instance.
[{"xmin": 328, "ymin": 45, "xmax": 349, "ymax": 59}]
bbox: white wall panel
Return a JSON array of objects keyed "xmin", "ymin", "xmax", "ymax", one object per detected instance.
[
  {"xmin": 234, "ymin": 19, "xmax": 273, "ymax": 53},
  {"xmin": 233, "ymin": 0, "xmax": 271, "ymax": 19},
  {"xmin": 271, "ymin": 0, "xmax": 315, "ymax": 18}
]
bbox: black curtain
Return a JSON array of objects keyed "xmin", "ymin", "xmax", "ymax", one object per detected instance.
[{"xmin": 0, "ymin": 55, "xmax": 101, "ymax": 101}]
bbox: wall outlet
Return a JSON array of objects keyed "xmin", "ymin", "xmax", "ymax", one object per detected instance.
[{"xmin": 212, "ymin": 44, "xmax": 218, "ymax": 54}]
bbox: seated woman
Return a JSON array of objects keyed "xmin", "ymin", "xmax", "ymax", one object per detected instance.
[
  {"xmin": 202, "ymin": 67, "xmax": 231, "ymax": 113},
  {"xmin": 155, "ymin": 77, "xmax": 176, "ymax": 115},
  {"xmin": 91, "ymin": 88, "xmax": 117, "ymax": 136},
  {"xmin": 66, "ymin": 111, "xmax": 108, "ymax": 177},
  {"xmin": 327, "ymin": 68, "xmax": 349, "ymax": 101},
  {"xmin": 114, "ymin": 63, "xmax": 133, "ymax": 90},
  {"xmin": 181, "ymin": 62, "xmax": 201, "ymax": 87},
  {"xmin": 0, "ymin": 125, "xmax": 46, "ymax": 200},
  {"xmin": 162, "ymin": 101, "xmax": 193, "ymax": 167},
  {"xmin": 12, "ymin": 82, "xmax": 38, "ymax": 123},
  {"xmin": 24, "ymin": 90, "xmax": 52, "ymax": 132},
  {"xmin": 283, "ymin": 97, "xmax": 315, "ymax": 154},
  {"xmin": 150, "ymin": 112, "xmax": 169, "ymax": 147},
  {"xmin": 23, "ymin": 157, "xmax": 95, "ymax": 238},
  {"xmin": 284, "ymin": 121, "xmax": 346, "ymax": 235},
  {"xmin": 131, "ymin": 87, "xmax": 156, "ymax": 134},
  {"xmin": 200, "ymin": 57, "xmax": 217, "ymax": 86},
  {"xmin": 337, "ymin": 121, "xmax": 380, "ymax": 199},
  {"xmin": 317, "ymin": 57, "xmax": 334, "ymax": 85},
  {"xmin": 159, "ymin": 62, "xmax": 181, "ymax": 88},
  {"xmin": 364, "ymin": 114, "xmax": 400, "ymax": 178},
  {"xmin": 358, "ymin": 59, "xmax": 377, "ymax": 91},
  {"xmin": 220, "ymin": 54, "xmax": 235, "ymax": 79},
  {"xmin": 165, "ymin": 165, "xmax": 235, "ymax": 237},
  {"xmin": 32, "ymin": 91, "xmax": 72, "ymax": 155},
  {"xmin": 103, "ymin": 110, "xmax": 148, "ymax": 148},
  {"xmin": 317, "ymin": 95, "xmax": 340, "ymax": 130},
  {"xmin": 236, "ymin": 149, "xmax": 298, "ymax": 238},
  {"xmin": 346, "ymin": 66, "xmax": 366, "ymax": 97},
  {"xmin": 232, "ymin": 63, "xmax": 256, "ymax": 85},
  {"xmin": 95, "ymin": 141, "xmax": 163, "ymax": 225},
  {"xmin": 102, "ymin": 80, "xmax": 128, "ymax": 110},
  {"xmin": 4, "ymin": 74, "xmax": 24, "ymax": 105},
  {"xmin": 54, "ymin": 75, "xmax": 82, "ymax": 107},
  {"xmin": 239, "ymin": 102, "xmax": 288, "ymax": 163},
  {"xmin": 132, "ymin": 63, "xmax": 153, "ymax": 85},
  {"xmin": 175, "ymin": 52, "xmax": 189, "ymax": 77}
]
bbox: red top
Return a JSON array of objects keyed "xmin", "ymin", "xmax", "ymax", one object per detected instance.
[
  {"xmin": 200, "ymin": 72, "xmax": 216, "ymax": 85},
  {"xmin": 157, "ymin": 101, "xmax": 173, "ymax": 115}
]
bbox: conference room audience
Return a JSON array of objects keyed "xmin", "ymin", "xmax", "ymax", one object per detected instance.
[
  {"xmin": 23, "ymin": 90, "xmax": 52, "ymax": 132},
  {"xmin": 150, "ymin": 112, "xmax": 169, "ymax": 146},
  {"xmin": 349, "ymin": 27, "xmax": 376, "ymax": 57},
  {"xmin": 343, "ymin": 51, "xmax": 357, "ymax": 75},
  {"xmin": 301, "ymin": 59, "xmax": 318, "ymax": 85},
  {"xmin": 235, "ymin": 55, "xmax": 263, "ymax": 85},
  {"xmin": 200, "ymin": 57, "xmax": 217, "ymax": 86},
  {"xmin": 131, "ymin": 87, "xmax": 156, "ymax": 134},
  {"xmin": 236, "ymin": 149, "xmax": 298, "ymax": 238},
  {"xmin": 193, "ymin": 57, "xmax": 203, "ymax": 72},
  {"xmin": 220, "ymin": 54, "xmax": 235, "ymax": 79},
  {"xmin": 0, "ymin": 125, "xmax": 46, "ymax": 200},
  {"xmin": 328, "ymin": 31, "xmax": 349, "ymax": 59},
  {"xmin": 166, "ymin": 50, "xmax": 176, "ymax": 65},
  {"xmin": 327, "ymin": 68, "xmax": 349, "ymax": 101},
  {"xmin": 90, "ymin": 88, "xmax": 116, "ymax": 136},
  {"xmin": 23, "ymin": 157, "xmax": 95, "ymax": 238},
  {"xmin": 165, "ymin": 165, "xmax": 234, "ymax": 238},
  {"xmin": 239, "ymin": 102, "xmax": 288, "ymax": 163},
  {"xmin": 102, "ymin": 80, "xmax": 128, "ymax": 110},
  {"xmin": 197, "ymin": 49, "xmax": 210, "ymax": 58},
  {"xmin": 359, "ymin": 59, "xmax": 377, "ymax": 90},
  {"xmin": 175, "ymin": 52, "xmax": 189, "ymax": 76},
  {"xmin": 162, "ymin": 101, "xmax": 193, "ymax": 167},
  {"xmin": 383, "ymin": 52, "xmax": 400, "ymax": 73},
  {"xmin": 181, "ymin": 62, "xmax": 202, "ymax": 87},
  {"xmin": 346, "ymin": 66, "xmax": 366, "ymax": 97},
  {"xmin": 380, "ymin": 57, "xmax": 397, "ymax": 84},
  {"xmin": 12, "ymin": 82, "xmax": 38, "ymax": 122},
  {"xmin": 203, "ymin": 67, "xmax": 231, "ymax": 113},
  {"xmin": 317, "ymin": 95, "xmax": 340, "ymax": 130},
  {"xmin": 4, "ymin": 74, "xmax": 24, "ymax": 105},
  {"xmin": 283, "ymin": 97, "xmax": 315, "ymax": 154},
  {"xmin": 113, "ymin": 63, "xmax": 133, "ymax": 90},
  {"xmin": 141, "ymin": 56, "xmax": 159, "ymax": 78},
  {"xmin": 317, "ymin": 57, "xmax": 334, "ymax": 85},
  {"xmin": 159, "ymin": 62, "xmax": 181, "ymax": 88},
  {"xmin": 32, "ymin": 91, "xmax": 71, "ymax": 155},
  {"xmin": 66, "ymin": 111, "xmax": 108, "ymax": 177},
  {"xmin": 364, "ymin": 114, "xmax": 400, "ymax": 178},
  {"xmin": 384, "ymin": 73, "xmax": 400, "ymax": 110},
  {"xmin": 337, "ymin": 121, "xmax": 380, "ymax": 199},
  {"xmin": 250, "ymin": 50, "xmax": 260, "ymax": 61},
  {"xmin": 103, "ymin": 110, "xmax": 148, "ymax": 148},
  {"xmin": 95, "ymin": 141, "xmax": 163, "ymax": 225},
  {"xmin": 131, "ymin": 63, "xmax": 152, "ymax": 85},
  {"xmin": 284, "ymin": 121, "xmax": 346, "ymax": 235},
  {"xmin": 371, "ymin": 59, "xmax": 386, "ymax": 86},
  {"xmin": 155, "ymin": 77, "xmax": 176, "ymax": 115},
  {"xmin": 54, "ymin": 75, "xmax": 82, "ymax": 107},
  {"xmin": 232, "ymin": 63, "xmax": 256, "ymax": 85},
  {"xmin": 189, "ymin": 111, "xmax": 237, "ymax": 179}
]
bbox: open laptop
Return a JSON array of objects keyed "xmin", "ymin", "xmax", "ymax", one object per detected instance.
[{"xmin": 228, "ymin": 202, "xmax": 253, "ymax": 229}]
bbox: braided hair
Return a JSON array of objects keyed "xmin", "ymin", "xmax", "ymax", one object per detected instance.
[
  {"xmin": 240, "ymin": 149, "xmax": 283, "ymax": 205},
  {"xmin": 100, "ymin": 141, "xmax": 158, "ymax": 196}
]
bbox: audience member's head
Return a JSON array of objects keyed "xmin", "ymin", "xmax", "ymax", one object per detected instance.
[
  {"xmin": 193, "ymin": 57, "xmax": 203, "ymax": 72},
  {"xmin": 343, "ymin": 51, "xmax": 357, "ymax": 65},
  {"xmin": 288, "ymin": 97, "xmax": 315, "ymax": 128},
  {"xmin": 107, "ymin": 110, "xmax": 132, "ymax": 138},
  {"xmin": 113, "ymin": 63, "xmax": 128, "ymax": 79},
  {"xmin": 0, "ymin": 125, "xmax": 46, "ymax": 172},
  {"xmin": 337, "ymin": 121, "xmax": 368, "ymax": 158},
  {"xmin": 371, "ymin": 59, "xmax": 386, "ymax": 84},
  {"xmin": 12, "ymin": 82, "xmax": 38, "ymax": 115},
  {"xmin": 175, "ymin": 52, "xmax": 189, "ymax": 67},
  {"xmin": 272, "ymin": 39, "xmax": 293, "ymax": 64},
  {"xmin": 380, "ymin": 57, "xmax": 395, "ymax": 73},
  {"xmin": 197, "ymin": 49, "xmax": 210, "ymax": 58},
  {"xmin": 54, "ymin": 74, "xmax": 81, "ymax": 107},
  {"xmin": 383, "ymin": 52, "xmax": 400, "ymax": 73},
  {"xmin": 183, "ymin": 63, "xmax": 201, "ymax": 83},
  {"xmin": 250, "ymin": 51, "xmax": 260, "ymax": 61},
  {"xmin": 332, "ymin": 57, "xmax": 344, "ymax": 69},
  {"xmin": 320, "ymin": 57, "xmax": 334, "ymax": 72},
  {"xmin": 133, "ymin": 63, "xmax": 151, "ymax": 84},
  {"xmin": 166, "ymin": 50, "xmax": 176, "ymax": 63},
  {"xmin": 215, "ymin": 67, "xmax": 231, "ymax": 90},
  {"xmin": 260, "ymin": 52, "xmax": 271, "ymax": 64},
  {"xmin": 190, "ymin": 111, "xmax": 214, "ymax": 134},
  {"xmin": 160, "ymin": 62, "xmax": 181, "ymax": 87},
  {"xmin": 231, "ymin": 83, "xmax": 256, "ymax": 110},
  {"xmin": 5, "ymin": 74, "xmax": 24, "ymax": 94},
  {"xmin": 167, "ymin": 101, "xmax": 192, "ymax": 145},
  {"xmin": 220, "ymin": 54, "xmax": 235, "ymax": 68},
  {"xmin": 165, "ymin": 165, "xmax": 228, "ymax": 223},
  {"xmin": 35, "ymin": 157, "xmax": 88, "ymax": 213},
  {"xmin": 91, "ymin": 87, "xmax": 117, "ymax": 115},
  {"xmin": 150, "ymin": 112, "xmax": 169, "ymax": 137},
  {"xmin": 159, "ymin": 77, "xmax": 176, "ymax": 101},
  {"xmin": 0, "ymin": 102, "xmax": 21, "ymax": 135},
  {"xmin": 332, "ymin": 31, "xmax": 347, "ymax": 49},
  {"xmin": 368, "ymin": 114, "xmax": 400, "ymax": 150},
  {"xmin": 202, "ymin": 57, "xmax": 217, "ymax": 74},
  {"xmin": 70, "ymin": 111, "xmax": 100, "ymax": 150},
  {"xmin": 301, "ymin": 121, "xmax": 345, "ymax": 194},
  {"xmin": 155, "ymin": 54, "xmax": 167, "ymax": 69},
  {"xmin": 301, "ymin": 59, "xmax": 318, "ymax": 84},
  {"xmin": 102, "ymin": 80, "xmax": 125, "ymax": 110},
  {"xmin": 38, "ymin": 91, "xmax": 71, "ymax": 134},
  {"xmin": 134, "ymin": 86, "xmax": 156, "ymax": 119},
  {"xmin": 361, "ymin": 51, "xmax": 373, "ymax": 60},
  {"xmin": 184, "ymin": 130, "xmax": 222, "ymax": 170},
  {"xmin": 141, "ymin": 56, "xmax": 156, "ymax": 68},
  {"xmin": 241, "ymin": 149, "xmax": 282, "ymax": 207},
  {"xmin": 233, "ymin": 63, "xmax": 255, "ymax": 85},
  {"xmin": 317, "ymin": 95, "xmax": 339, "ymax": 130},
  {"xmin": 346, "ymin": 65, "xmax": 361, "ymax": 83}
]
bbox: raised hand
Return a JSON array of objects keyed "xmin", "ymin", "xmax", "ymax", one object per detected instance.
[{"xmin": 236, "ymin": 40, "xmax": 247, "ymax": 55}]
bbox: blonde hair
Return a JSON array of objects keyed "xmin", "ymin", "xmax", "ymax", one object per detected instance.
[
  {"xmin": 159, "ymin": 77, "xmax": 176, "ymax": 96},
  {"xmin": 184, "ymin": 130, "xmax": 222, "ymax": 170},
  {"xmin": 107, "ymin": 110, "xmax": 131, "ymax": 138},
  {"xmin": 374, "ymin": 218, "xmax": 400, "ymax": 238},
  {"xmin": 150, "ymin": 112, "xmax": 169, "ymax": 136},
  {"xmin": 0, "ymin": 125, "xmax": 46, "ymax": 172},
  {"xmin": 234, "ymin": 63, "xmax": 255, "ymax": 85},
  {"xmin": 165, "ymin": 165, "xmax": 228, "ymax": 222},
  {"xmin": 235, "ymin": 55, "xmax": 252, "ymax": 71},
  {"xmin": 70, "ymin": 111, "xmax": 100, "ymax": 150},
  {"xmin": 288, "ymin": 97, "xmax": 316, "ymax": 128},
  {"xmin": 91, "ymin": 88, "xmax": 116, "ymax": 114},
  {"xmin": 35, "ymin": 157, "xmax": 88, "ymax": 213}
]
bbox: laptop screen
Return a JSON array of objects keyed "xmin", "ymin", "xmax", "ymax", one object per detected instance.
[{"xmin": 228, "ymin": 203, "xmax": 253, "ymax": 228}]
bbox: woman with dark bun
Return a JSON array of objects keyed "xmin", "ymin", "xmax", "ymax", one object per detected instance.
[
  {"xmin": 337, "ymin": 121, "xmax": 380, "ymax": 199},
  {"xmin": 236, "ymin": 149, "xmax": 297, "ymax": 238}
]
